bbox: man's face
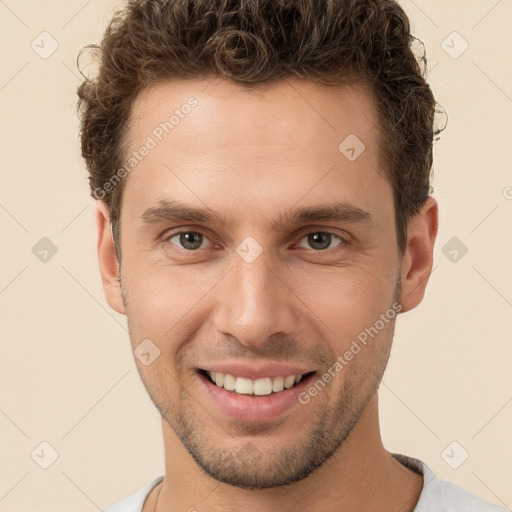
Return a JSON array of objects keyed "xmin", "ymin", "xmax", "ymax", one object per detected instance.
[{"xmin": 114, "ymin": 77, "xmax": 403, "ymax": 488}]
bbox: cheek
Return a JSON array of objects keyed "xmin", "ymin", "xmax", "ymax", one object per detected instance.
[
  {"xmin": 122, "ymin": 242, "xmax": 399, "ymax": 357},
  {"xmin": 123, "ymin": 261, "xmax": 216, "ymax": 347},
  {"xmin": 292, "ymin": 262, "xmax": 397, "ymax": 344}
]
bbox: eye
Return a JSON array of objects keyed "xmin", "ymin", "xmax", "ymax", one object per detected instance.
[
  {"xmin": 297, "ymin": 232, "xmax": 344, "ymax": 251},
  {"xmin": 162, "ymin": 229, "xmax": 346, "ymax": 253},
  {"xmin": 166, "ymin": 230, "xmax": 211, "ymax": 251}
]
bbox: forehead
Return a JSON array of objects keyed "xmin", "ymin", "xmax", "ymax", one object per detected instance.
[
  {"xmin": 127, "ymin": 76, "xmax": 379, "ymax": 154},
  {"xmin": 120, "ymin": 76, "xmax": 389, "ymax": 224}
]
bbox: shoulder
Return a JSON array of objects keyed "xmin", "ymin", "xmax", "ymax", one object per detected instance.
[
  {"xmin": 103, "ymin": 475, "xmax": 164, "ymax": 512},
  {"xmin": 392, "ymin": 454, "xmax": 510, "ymax": 512}
]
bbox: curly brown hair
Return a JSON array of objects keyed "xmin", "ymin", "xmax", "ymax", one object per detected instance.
[{"xmin": 77, "ymin": 0, "xmax": 443, "ymax": 262}]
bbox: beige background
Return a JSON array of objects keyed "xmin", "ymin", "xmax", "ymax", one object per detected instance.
[{"xmin": 1, "ymin": 1, "xmax": 511, "ymax": 510}]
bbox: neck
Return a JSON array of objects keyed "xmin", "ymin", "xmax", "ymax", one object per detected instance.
[{"xmin": 151, "ymin": 394, "xmax": 423, "ymax": 512}]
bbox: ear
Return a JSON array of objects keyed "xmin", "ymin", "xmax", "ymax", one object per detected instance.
[
  {"xmin": 95, "ymin": 200, "xmax": 126, "ymax": 315},
  {"xmin": 399, "ymin": 197, "xmax": 438, "ymax": 313}
]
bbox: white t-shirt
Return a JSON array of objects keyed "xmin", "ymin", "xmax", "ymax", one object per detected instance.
[{"xmin": 103, "ymin": 453, "xmax": 510, "ymax": 512}]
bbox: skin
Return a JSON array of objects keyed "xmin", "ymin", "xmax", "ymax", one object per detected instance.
[{"xmin": 96, "ymin": 76, "xmax": 437, "ymax": 512}]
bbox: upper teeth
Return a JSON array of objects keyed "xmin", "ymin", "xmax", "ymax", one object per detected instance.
[{"xmin": 207, "ymin": 371, "xmax": 304, "ymax": 395}]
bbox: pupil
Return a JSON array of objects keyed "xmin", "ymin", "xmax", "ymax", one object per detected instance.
[
  {"xmin": 309, "ymin": 232, "xmax": 331, "ymax": 250},
  {"xmin": 182, "ymin": 232, "xmax": 202, "ymax": 250}
]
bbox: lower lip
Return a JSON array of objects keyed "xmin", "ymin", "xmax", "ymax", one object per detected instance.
[{"xmin": 198, "ymin": 371, "xmax": 316, "ymax": 423}]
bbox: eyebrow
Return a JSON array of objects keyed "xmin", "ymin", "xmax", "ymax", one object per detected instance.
[{"xmin": 139, "ymin": 199, "xmax": 372, "ymax": 229}]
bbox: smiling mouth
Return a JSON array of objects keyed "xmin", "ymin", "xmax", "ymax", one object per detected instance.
[{"xmin": 199, "ymin": 369, "xmax": 316, "ymax": 396}]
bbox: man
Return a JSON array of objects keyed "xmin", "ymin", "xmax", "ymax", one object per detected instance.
[{"xmin": 77, "ymin": 0, "xmax": 509, "ymax": 511}]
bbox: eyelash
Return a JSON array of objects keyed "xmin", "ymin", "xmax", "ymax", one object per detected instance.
[{"xmin": 160, "ymin": 229, "xmax": 349, "ymax": 253}]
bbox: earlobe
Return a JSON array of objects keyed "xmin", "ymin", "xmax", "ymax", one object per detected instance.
[
  {"xmin": 398, "ymin": 197, "xmax": 438, "ymax": 313},
  {"xmin": 95, "ymin": 200, "xmax": 126, "ymax": 315}
]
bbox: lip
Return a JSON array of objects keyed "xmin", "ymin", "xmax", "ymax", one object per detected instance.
[
  {"xmin": 199, "ymin": 361, "xmax": 314, "ymax": 380},
  {"xmin": 197, "ymin": 369, "xmax": 316, "ymax": 423}
]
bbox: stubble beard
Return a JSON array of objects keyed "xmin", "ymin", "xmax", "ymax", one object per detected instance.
[{"xmin": 126, "ymin": 272, "xmax": 401, "ymax": 489}]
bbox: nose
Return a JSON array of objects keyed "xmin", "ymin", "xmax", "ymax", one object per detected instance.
[{"xmin": 212, "ymin": 247, "xmax": 299, "ymax": 348}]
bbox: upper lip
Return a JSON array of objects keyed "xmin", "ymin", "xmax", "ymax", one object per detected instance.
[{"xmin": 199, "ymin": 362, "xmax": 315, "ymax": 380}]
